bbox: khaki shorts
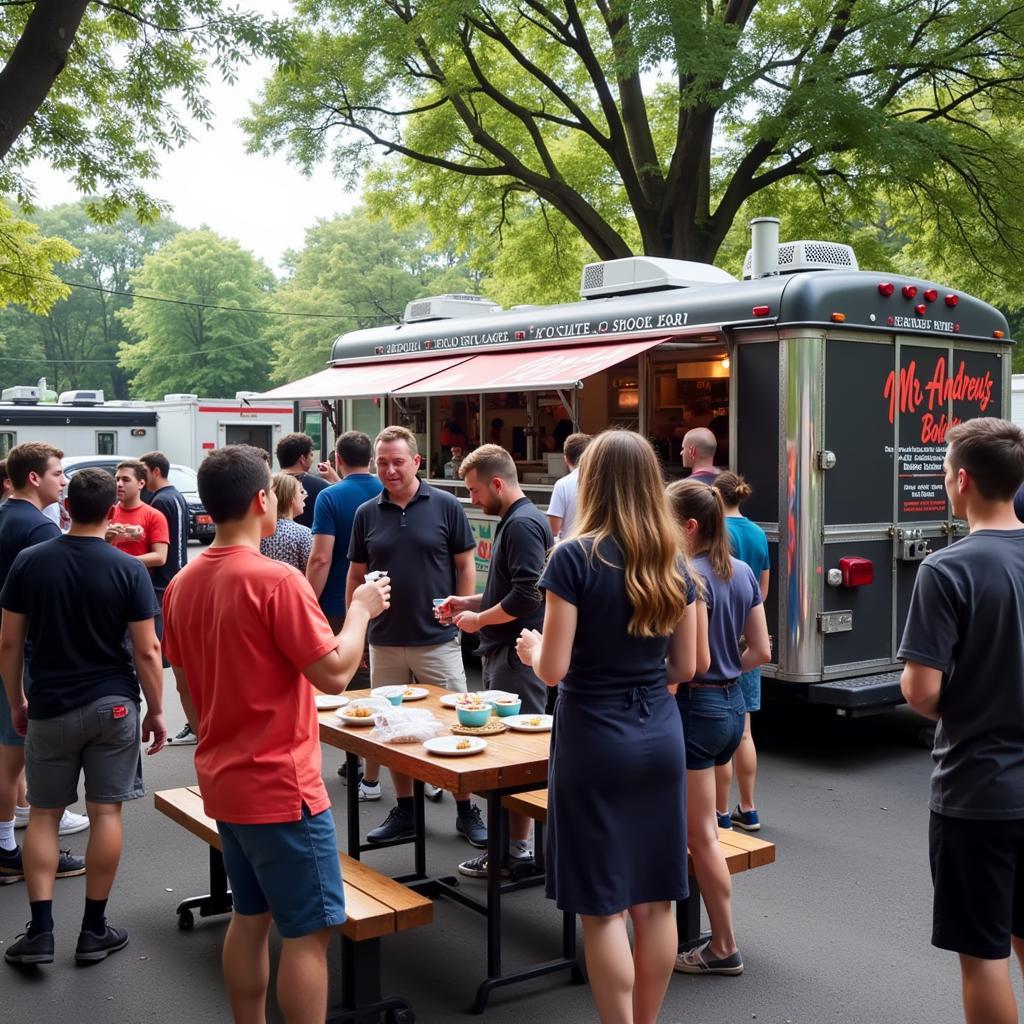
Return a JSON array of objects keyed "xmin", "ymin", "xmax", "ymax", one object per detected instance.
[{"xmin": 369, "ymin": 638, "xmax": 467, "ymax": 692}]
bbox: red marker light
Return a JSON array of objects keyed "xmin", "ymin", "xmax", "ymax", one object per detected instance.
[
  {"xmin": 902, "ymin": 285, "xmax": 918, "ymax": 299},
  {"xmin": 994, "ymin": 330, "xmax": 1006, "ymax": 339},
  {"xmin": 945, "ymin": 294, "xmax": 959, "ymax": 307},
  {"xmin": 923, "ymin": 288, "xmax": 938, "ymax": 302},
  {"xmin": 953, "ymin": 323, "xmax": 961, "ymax": 332},
  {"xmin": 915, "ymin": 304, "xmax": 927, "ymax": 316},
  {"xmin": 831, "ymin": 312, "xmax": 846, "ymax": 323},
  {"xmin": 514, "ymin": 330, "xmax": 526, "ymax": 340},
  {"xmin": 752, "ymin": 305, "xmax": 770, "ymax": 317},
  {"xmin": 878, "ymin": 282, "xmax": 895, "ymax": 297}
]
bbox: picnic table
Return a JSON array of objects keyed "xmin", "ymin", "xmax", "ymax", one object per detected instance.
[{"xmin": 319, "ymin": 684, "xmax": 581, "ymax": 1012}]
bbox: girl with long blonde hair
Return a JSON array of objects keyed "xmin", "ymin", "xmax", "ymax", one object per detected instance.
[
  {"xmin": 667, "ymin": 480, "xmax": 771, "ymax": 978},
  {"xmin": 517, "ymin": 430, "xmax": 700, "ymax": 1024}
]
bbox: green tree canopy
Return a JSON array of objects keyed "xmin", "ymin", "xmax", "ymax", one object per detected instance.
[
  {"xmin": 118, "ymin": 229, "xmax": 274, "ymax": 398},
  {"xmin": 267, "ymin": 208, "xmax": 477, "ymax": 382},
  {"xmin": 0, "ymin": 202, "xmax": 76, "ymax": 313},
  {"xmin": 0, "ymin": 201, "xmax": 180, "ymax": 395},
  {"xmin": 246, "ymin": 0, "xmax": 1024, "ymax": 284}
]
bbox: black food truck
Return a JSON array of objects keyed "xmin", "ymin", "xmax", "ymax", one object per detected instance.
[{"xmin": 258, "ymin": 217, "xmax": 1012, "ymax": 715}]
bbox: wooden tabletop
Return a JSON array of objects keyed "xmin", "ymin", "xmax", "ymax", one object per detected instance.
[{"xmin": 319, "ymin": 684, "xmax": 549, "ymax": 798}]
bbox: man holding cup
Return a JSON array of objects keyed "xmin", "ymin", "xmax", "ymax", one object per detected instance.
[{"xmin": 346, "ymin": 427, "xmax": 484, "ymax": 846}]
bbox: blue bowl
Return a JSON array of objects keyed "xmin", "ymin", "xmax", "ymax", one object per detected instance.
[
  {"xmin": 492, "ymin": 698, "xmax": 522, "ymax": 717},
  {"xmin": 456, "ymin": 703, "xmax": 493, "ymax": 727}
]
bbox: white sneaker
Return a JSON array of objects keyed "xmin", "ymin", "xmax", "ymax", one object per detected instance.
[
  {"xmin": 358, "ymin": 780, "xmax": 382, "ymax": 802},
  {"xmin": 14, "ymin": 808, "xmax": 90, "ymax": 835},
  {"xmin": 424, "ymin": 783, "xmax": 444, "ymax": 802},
  {"xmin": 58, "ymin": 810, "xmax": 90, "ymax": 836}
]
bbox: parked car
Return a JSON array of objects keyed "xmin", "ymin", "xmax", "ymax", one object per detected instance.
[{"xmin": 60, "ymin": 456, "xmax": 215, "ymax": 542}]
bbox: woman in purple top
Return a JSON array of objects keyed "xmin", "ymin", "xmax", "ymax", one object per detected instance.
[
  {"xmin": 667, "ymin": 480, "xmax": 771, "ymax": 977},
  {"xmin": 517, "ymin": 431, "xmax": 699, "ymax": 1024}
]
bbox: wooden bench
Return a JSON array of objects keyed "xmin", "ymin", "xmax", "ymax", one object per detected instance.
[
  {"xmin": 156, "ymin": 786, "xmax": 432, "ymax": 1024},
  {"xmin": 503, "ymin": 788, "xmax": 776, "ymax": 950}
]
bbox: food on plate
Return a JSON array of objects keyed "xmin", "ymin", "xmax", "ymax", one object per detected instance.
[
  {"xmin": 456, "ymin": 739, "xmax": 472, "ymax": 750},
  {"xmin": 403, "ymin": 688, "xmax": 416, "ymax": 697},
  {"xmin": 348, "ymin": 707, "xmax": 373, "ymax": 718},
  {"xmin": 526, "ymin": 717, "xmax": 543, "ymax": 726}
]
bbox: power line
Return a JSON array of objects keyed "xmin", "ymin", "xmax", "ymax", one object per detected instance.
[{"xmin": 0, "ymin": 266, "xmax": 400, "ymax": 322}]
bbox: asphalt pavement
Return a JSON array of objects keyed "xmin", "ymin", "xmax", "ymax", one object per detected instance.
[{"xmin": 1, "ymin": 661, "xmax": 1017, "ymax": 1022}]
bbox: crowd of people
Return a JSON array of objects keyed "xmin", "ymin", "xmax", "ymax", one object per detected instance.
[{"xmin": 0, "ymin": 414, "xmax": 1021, "ymax": 1024}]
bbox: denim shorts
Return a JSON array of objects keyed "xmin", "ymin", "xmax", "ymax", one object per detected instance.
[
  {"xmin": 217, "ymin": 805, "xmax": 346, "ymax": 939},
  {"xmin": 25, "ymin": 695, "xmax": 144, "ymax": 807},
  {"xmin": 676, "ymin": 682, "xmax": 746, "ymax": 770},
  {"xmin": 738, "ymin": 668, "xmax": 761, "ymax": 713}
]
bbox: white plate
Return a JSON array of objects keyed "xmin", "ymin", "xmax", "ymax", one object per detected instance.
[
  {"xmin": 336, "ymin": 708, "xmax": 378, "ymax": 726},
  {"xmin": 376, "ymin": 685, "xmax": 430, "ymax": 702},
  {"xmin": 423, "ymin": 735, "xmax": 488, "ymax": 757},
  {"xmin": 440, "ymin": 690, "xmax": 516, "ymax": 708},
  {"xmin": 504, "ymin": 714, "xmax": 553, "ymax": 733},
  {"xmin": 315, "ymin": 694, "xmax": 349, "ymax": 710},
  {"xmin": 349, "ymin": 697, "xmax": 391, "ymax": 711}
]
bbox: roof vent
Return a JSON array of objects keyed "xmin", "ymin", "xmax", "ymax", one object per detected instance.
[
  {"xmin": 1, "ymin": 386, "xmax": 40, "ymax": 405},
  {"xmin": 743, "ymin": 240, "xmax": 858, "ymax": 279},
  {"xmin": 235, "ymin": 391, "xmax": 261, "ymax": 401},
  {"xmin": 162, "ymin": 394, "xmax": 199, "ymax": 403},
  {"xmin": 57, "ymin": 389, "xmax": 104, "ymax": 406},
  {"xmin": 403, "ymin": 294, "xmax": 501, "ymax": 323},
  {"xmin": 580, "ymin": 256, "xmax": 736, "ymax": 299}
]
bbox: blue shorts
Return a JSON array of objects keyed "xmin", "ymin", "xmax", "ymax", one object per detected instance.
[
  {"xmin": 217, "ymin": 806, "xmax": 346, "ymax": 939},
  {"xmin": 676, "ymin": 682, "xmax": 745, "ymax": 771},
  {"xmin": 738, "ymin": 668, "xmax": 761, "ymax": 713}
]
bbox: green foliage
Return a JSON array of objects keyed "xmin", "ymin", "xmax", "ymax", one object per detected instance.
[
  {"xmin": 0, "ymin": 202, "xmax": 180, "ymax": 395},
  {"xmin": 246, "ymin": 0, "xmax": 1024, "ymax": 289},
  {"xmin": 0, "ymin": 204, "xmax": 77, "ymax": 314},
  {"xmin": 118, "ymin": 230, "xmax": 274, "ymax": 397},
  {"xmin": 266, "ymin": 208, "xmax": 476, "ymax": 381},
  {"xmin": 1, "ymin": 0, "xmax": 296, "ymax": 222}
]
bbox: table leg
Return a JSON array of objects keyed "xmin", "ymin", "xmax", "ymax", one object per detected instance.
[
  {"xmin": 346, "ymin": 751, "xmax": 361, "ymax": 859},
  {"xmin": 413, "ymin": 779, "xmax": 427, "ymax": 880},
  {"xmin": 677, "ymin": 875, "xmax": 711, "ymax": 952},
  {"xmin": 486, "ymin": 789, "xmax": 505, "ymax": 978}
]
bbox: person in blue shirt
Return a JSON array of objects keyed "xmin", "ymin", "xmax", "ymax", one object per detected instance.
[
  {"xmin": 713, "ymin": 472, "xmax": 771, "ymax": 833},
  {"xmin": 668, "ymin": 479, "xmax": 771, "ymax": 978},
  {"xmin": 307, "ymin": 431, "xmax": 383, "ymax": 638}
]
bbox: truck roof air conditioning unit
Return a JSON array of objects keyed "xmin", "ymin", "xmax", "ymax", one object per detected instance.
[
  {"xmin": 743, "ymin": 240, "xmax": 858, "ymax": 279},
  {"xmin": 235, "ymin": 391, "xmax": 261, "ymax": 401},
  {"xmin": 57, "ymin": 389, "xmax": 104, "ymax": 406},
  {"xmin": 580, "ymin": 257, "xmax": 736, "ymax": 299},
  {"xmin": 402, "ymin": 294, "xmax": 501, "ymax": 323},
  {"xmin": 1, "ymin": 386, "xmax": 40, "ymax": 405},
  {"xmin": 163, "ymin": 394, "xmax": 198, "ymax": 402}
]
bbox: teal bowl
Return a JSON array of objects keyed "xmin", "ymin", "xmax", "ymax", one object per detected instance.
[
  {"xmin": 456, "ymin": 703, "xmax": 493, "ymax": 727},
  {"xmin": 492, "ymin": 698, "xmax": 522, "ymax": 717}
]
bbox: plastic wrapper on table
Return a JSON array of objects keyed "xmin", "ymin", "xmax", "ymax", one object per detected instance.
[{"xmin": 371, "ymin": 707, "xmax": 447, "ymax": 744}]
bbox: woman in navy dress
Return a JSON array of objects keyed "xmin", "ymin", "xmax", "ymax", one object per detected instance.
[
  {"xmin": 667, "ymin": 480, "xmax": 771, "ymax": 977},
  {"xmin": 516, "ymin": 430, "xmax": 699, "ymax": 1024}
]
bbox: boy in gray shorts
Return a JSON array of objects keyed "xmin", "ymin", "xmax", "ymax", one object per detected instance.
[{"xmin": 0, "ymin": 469, "xmax": 166, "ymax": 966}]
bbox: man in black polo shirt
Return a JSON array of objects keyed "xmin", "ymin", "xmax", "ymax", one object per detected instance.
[
  {"xmin": 346, "ymin": 426, "xmax": 481, "ymax": 845},
  {"xmin": 439, "ymin": 444, "xmax": 552, "ymax": 878},
  {"xmin": 276, "ymin": 432, "xmax": 329, "ymax": 530}
]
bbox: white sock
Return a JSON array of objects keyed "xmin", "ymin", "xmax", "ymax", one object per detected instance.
[
  {"xmin": 0, "ymin": 817, "xmax": 15, "ymax": 851},
  {"xmin": 511, "ymin": 839, "xmax": 532, "ymax": 858},
  {"xmin": 15, "ymin": 804, "xmax": 29, "ymax": 816}
]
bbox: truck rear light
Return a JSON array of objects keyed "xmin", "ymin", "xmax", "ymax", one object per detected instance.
[
  {"xmin": 994, "ymin": 330, "xmax": 1006, "ymax": 339},
  {"xmin": 915, "ymin": 304, "xmax": 926, "ymax": 316},
  {"xmin": 752, "ymin": 305, "xmax": 770, "ymax": 317},
  {"xmin": 831, "ymin": 312, "xmax": 846, "ymax": 322},
  {"xmin": 923, "ymin": 288, "xmax": 938, "ymax": 302},
  {"xmin": 878, "ymin": 282, "xmax": 895, "ymax": 297},
  {"xmin": 945, "ymin": 294, "xmax": 959, "ymax": 307},
  {"xmin": 839, "ymin": 556, "xmax": 873, "ymax": 587},
  {"xmin": 902, "ymin": 285, "xmax": 918, "ymax": 299},
  {"xmin": 202, "ymin": 442, "xmax": 215, "ymax": 449}
]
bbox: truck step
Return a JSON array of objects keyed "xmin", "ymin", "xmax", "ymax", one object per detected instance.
[{"xmin": 806, "ymin": 671, "xmax": 905, "ymax": 709}]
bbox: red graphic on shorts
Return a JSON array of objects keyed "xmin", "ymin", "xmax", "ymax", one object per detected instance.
[{"xmin": 112, "ymin": 705, "xmax": 127, "ymax": 719}]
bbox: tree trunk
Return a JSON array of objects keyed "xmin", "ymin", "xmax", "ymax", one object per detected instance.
[{"xmin": 0, "ymin": 0, "xmax": 90, "ymax": 160}]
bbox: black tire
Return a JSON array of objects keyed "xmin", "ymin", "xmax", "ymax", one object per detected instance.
[{"xmin": 177, "ymin": 909, "xmax": 195, "ymax": 931}]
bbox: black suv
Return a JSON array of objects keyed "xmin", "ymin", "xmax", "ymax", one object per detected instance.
[{"xmin": 60, "ymin": 456, "xmax": 215, "ymax": 542}]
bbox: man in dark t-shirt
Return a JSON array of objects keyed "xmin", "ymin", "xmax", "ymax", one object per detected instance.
[
  {"xmin": 276, "ymin": 432, "xmax": 328, "ymax": 530},
  {"xmin": 899, "ymin": 417, "xmax": 1024, "ymax": 1024},
  {"xmin": 438, "ymin": 444, "xmax": 552, "ymax": 878}
]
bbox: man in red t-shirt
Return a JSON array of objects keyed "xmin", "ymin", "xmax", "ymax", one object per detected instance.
[
  {"xmin": 109, "ymin": 461, "xmax": 168, "ymax": 571},
  {"xmin": 162, "ymin": 444, "xmax": 389, "ymax": 1023}
]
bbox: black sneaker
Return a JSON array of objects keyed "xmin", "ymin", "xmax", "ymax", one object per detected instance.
[
  {"xmin": 56, "ymin": 849, "xmax": 86, "ymax": 879},
  {"xmin": 4, "ymin": 927, "xmax": 54, "ymax": 965},
  {"xmin": 455, "ymin": 806, "xmax": 488, "ymax": 849},
  {"xmin": 457, "ymin": 852, "xmax": 535, "ymax": 879},
  {"xmin": 0, "ymin": 845, "xmax": 23, "ymax": 885},
  {"xmin": 75, "ymin": 924, "xmax": 129, "ymax": 964},
  {"xmin": 167, "ymin": 724, "xmax": 197, "ymax": 746},
  {"xmin": 367, "ymin": 806, "xmax": 416, "ymax": 843}
]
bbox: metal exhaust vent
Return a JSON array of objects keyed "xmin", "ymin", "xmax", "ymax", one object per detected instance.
[{"xmin": 743, "ymin": 240, "xmax": 858, "ymax": 279}]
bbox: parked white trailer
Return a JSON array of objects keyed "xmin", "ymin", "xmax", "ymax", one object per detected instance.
[
  {"xmin": 0, "ymin": 387, "xmax": 296, "ymax": 467},
  {"xmin": 1012, "ymin": 374, "xmax": 1024, "ymax": 427},
  {"xmin": 145, "ymin": 395, "xmax": 295, "ymax": 469}
]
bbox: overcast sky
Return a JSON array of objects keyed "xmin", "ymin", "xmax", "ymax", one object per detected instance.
[{"xmin": 28, "ymin": 7, "xmax": 357, "ymax": 275}]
